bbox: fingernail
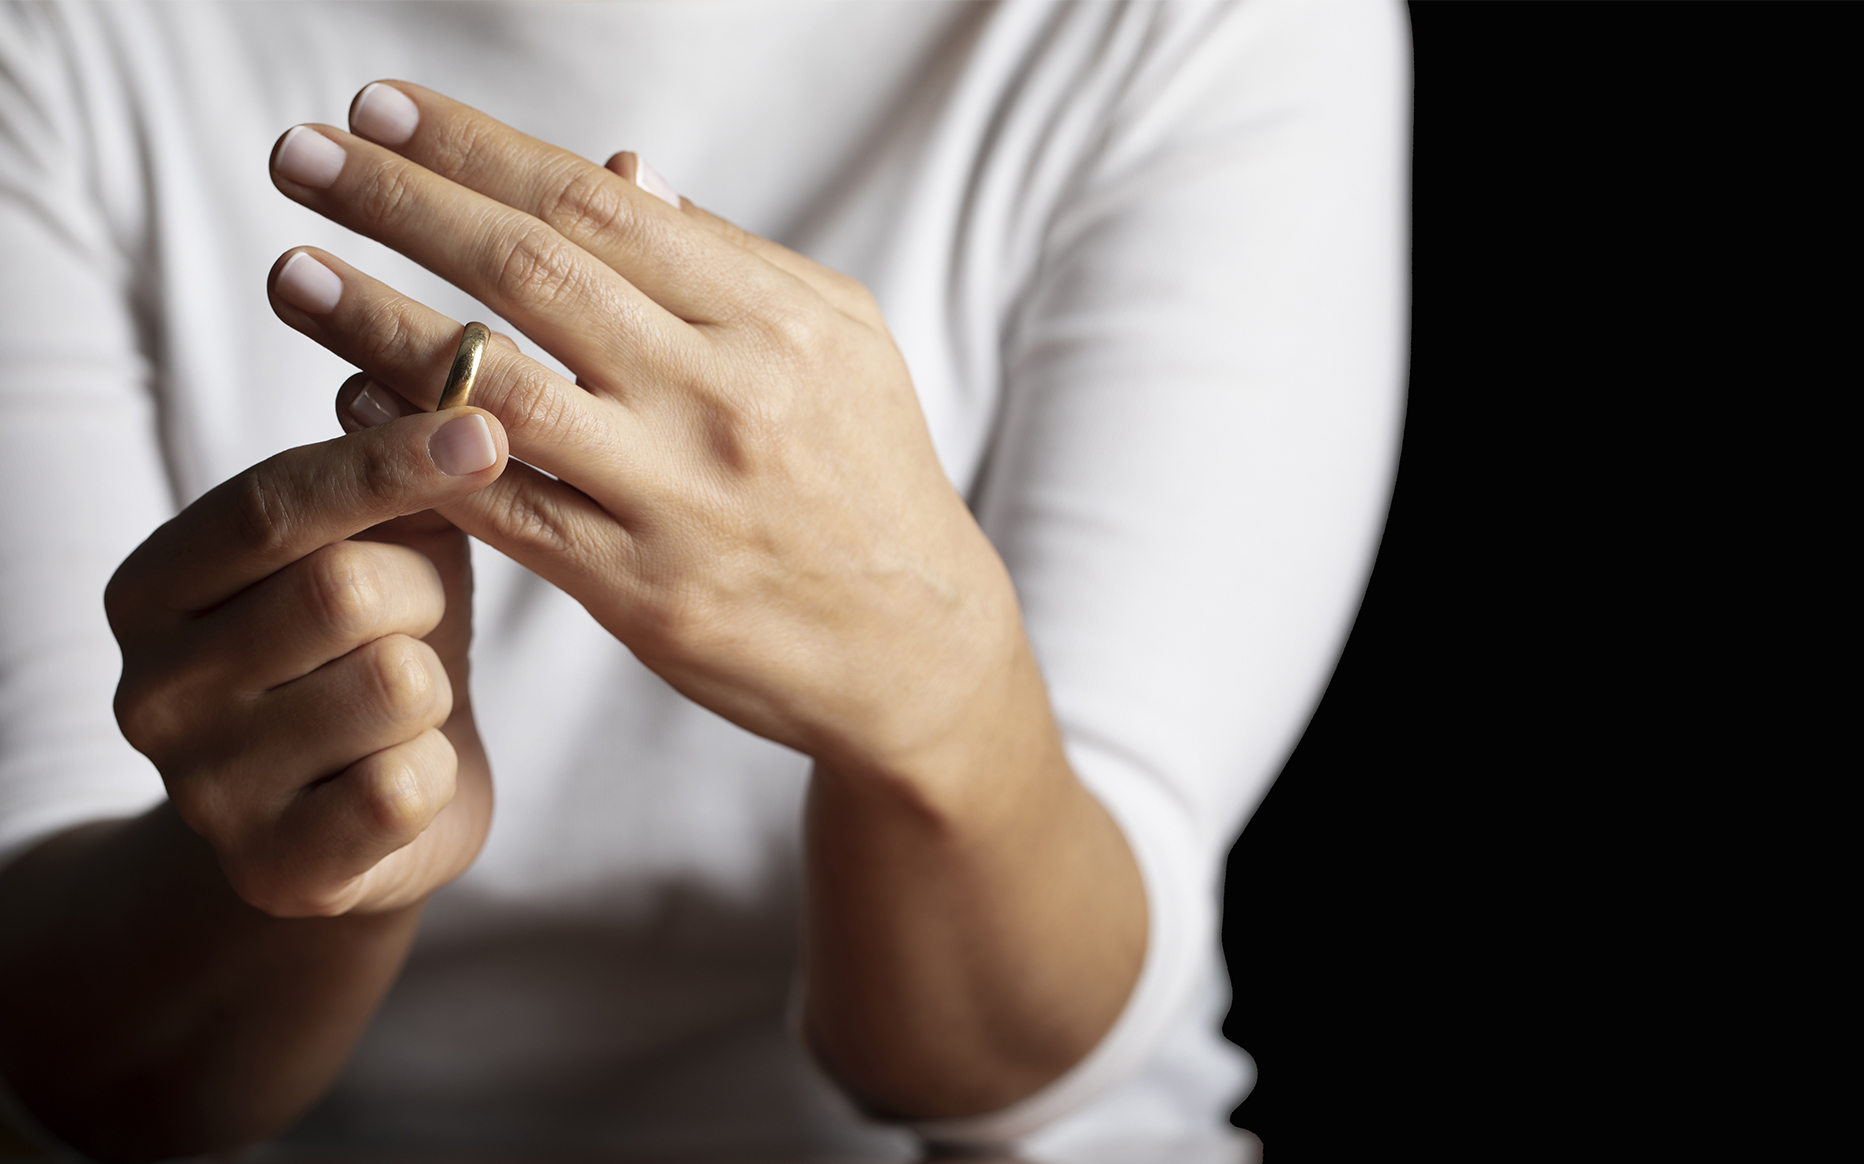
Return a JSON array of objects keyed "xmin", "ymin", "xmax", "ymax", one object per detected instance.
[
  {"xmin": 429, "ymin": 414, "xmax": 496, "ymax": 476},
  {"xmin": 349, "ymin": 380, "xmax": 401, "ymax": 428},
  {"xmin": 275, "ymin": 125, "xmax": 347, "ymax": 188},
  {"xmin": 635, "ymin": 158, "xmax": 680, "ymax": 209},
  {"xmin": 277, "ymin": 252, "xmax": 343, "ymax": 313},
  {"xmin": 352, "ymin": 83, "xmax": 419, "ymax": 146}
]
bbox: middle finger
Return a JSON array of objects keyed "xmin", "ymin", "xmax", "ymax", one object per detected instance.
[
  {"xmin": 204, "ymin": 538, "xmax": 447, "ymax": 693},
  {"xmin": 345, "ymin": 82, "xmax": 798, "ymax": 324},
  {"xmin": 270, "ymin": 122, "xmax": 689, "ymax": 397}
]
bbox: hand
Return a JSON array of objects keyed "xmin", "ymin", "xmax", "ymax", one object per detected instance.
[
  {"xmin": 263, "ymin": 82, "xmax": 1149, "ymax": 1117},
  {"xmin": 106, "ymin": 407, "xmax": 508, "ymax": 916},
  {"xmin": 267, "ymin": 83, "xmax": 1025, "ymax": 797}
]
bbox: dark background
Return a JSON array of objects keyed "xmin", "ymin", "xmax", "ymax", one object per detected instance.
[{"xmin": 1216, "ymin": 5, "xmax": 1839, "ymax": 1156}]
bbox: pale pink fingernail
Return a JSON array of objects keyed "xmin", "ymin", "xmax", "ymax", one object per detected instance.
[
  {"xmin": 635, "ymin": 159, "xmax": 680, "ymax": 209},
  {"xmin": 277, "ymin": 252, "xmax": 343, "ymax": 313},
  {"xmin": 349, "ymin": 381, "xmax": 401, "ymax": 428},
  {"xmin": 275, "ymin": 125, "xmax": 347, "ymax": 188},
  {"xmin": 352, "ymin": 83, "xmax": 419, "ymax": 146},
  {"xmin": 429, "ymin": 414, "xmax": 496, "ymax": 476}
]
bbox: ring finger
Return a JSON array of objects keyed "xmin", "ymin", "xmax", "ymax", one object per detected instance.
[
  {"xmin": 269, "ymin": 247, "xmax": 652, "ymax": 596},
  {"xmin": 269, "ymin": 247, "xmax": 660, "ymax": 490}
]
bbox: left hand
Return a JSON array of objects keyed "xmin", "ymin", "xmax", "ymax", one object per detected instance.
[{"xmin": 267, "ymin": 83, "xmax": 1025, "ymax": 794}]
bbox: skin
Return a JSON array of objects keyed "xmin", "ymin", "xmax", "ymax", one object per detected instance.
[{"xmin": 0, "ymin": 82, "xmax": 1147, "ymax": 1157}]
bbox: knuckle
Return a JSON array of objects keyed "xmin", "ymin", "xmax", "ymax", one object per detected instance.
[
  {"xmin": 167, "ymin": 775, "xmax": 240, "ymax": 848},
  {"xmin": 486, "ymin": 363, "xmax": 576, "ymax": 446},
  {"xmin": 114, "ymin": 667, "xmax": 204, "ymax": 766},
  {"xmin": 348, "ymin": 435, "xmax": 409, "ymax": 511},
  {"xmin": 303, "ymin": 543, "xmax": 385, "ymax": 641},
  {"xmin": 352, "ymin": 164, "xmax": 422, "ymax": 234},
  {"xmin": 351, "ymin": 293, "xmax": 425, "ymax": 374},
  {"xmin": 113, "ymin": 679, "xmax": 174, "ymax": 757},
  {"xmin": 358, "ymin": 746, "xmax": 447, "ymax": 844},
  {"xmin": 634, "ymin": 581, "xmax": 725, "ymax": 653},
  {"xmin": 741, "ymin": 296, "xmax": 827, "ymax": 370},
  {"xmin": 229, "ymin": 466, "xmax": 299, "ymax": 562},
  {"xmin": 486, "ymin": 481, "xmax": 581, "ymax": 558},
  {"xmin": 362, "ymin": 635, "xmax": 443, "ymax": 725},
  {"xmin": 546, "ymin": 165, "xmax": 635, "ymax": 247},
  {"xmin": 493, "ymin": 223, "xmax": 586, "ymax": 309},
  {"xmin": 426, "ymin": 117, "xmax": 498, "ymax": 186},
  {"xmin": 701, "ymin": 394, "xmax": 785, "ymax": 475}
]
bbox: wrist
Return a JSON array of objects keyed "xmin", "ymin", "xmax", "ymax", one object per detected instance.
[{"xmin": 811, "ymin": 621, "xmax": 1071, "ymax": 837}]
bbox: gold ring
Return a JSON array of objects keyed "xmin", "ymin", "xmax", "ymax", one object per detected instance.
[{"xmin": 437, "ymin": 321, "xmax": 491, "ymax": 410}]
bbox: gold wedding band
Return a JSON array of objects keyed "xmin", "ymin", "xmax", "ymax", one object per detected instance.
[{"xmin": 437, "ymin": 321, "xmax": 490, "ymax": 410}]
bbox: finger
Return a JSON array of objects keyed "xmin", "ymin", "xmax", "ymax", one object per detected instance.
[
  {"xmin": 315, "ymin": 336, "xmax": 643, "ymax": 609},
  {"xmin": 335, "ymin": 363, "xmax": 642, "ymax": 612},
  {"xmin": 344, "ymin": 82, "xmax": 774, "ymax": 324},
  {"xmin": 603, "ymin": 150, "xmax": 682, "ymax": 211},
  {"xmin": 272, "ymin": 248, "xmax": 656, "ymax": 479},
  {"xmin": 277, "ymin": 247, "xmax": 675, "ymax": 600},
  {"xmin": 270, "ymin": 121, "xmax": 693, "ymax": 386},
  {"xmin": 257, "ymin": 727, "xmax": 459, "ymax": 917},
  {"xmin": 122, "ymin": 539, "xmax": 450, "ymax": 727},
  {"xmin": 434, "ymin": 455, "xmax": 637, "ymax": 612},
  {"xmin": 335, "ymin": 370, "xmax": 422, "ymax": 433},
  {"xmin": 334, "ymin": 356, "xmax": 512, "ymax": 435},
  {"xmin": 628, "ymin": 166, "xmax": 883, "ymax": 327},
  {"xmin": 333, "ymin": 366, "xmax": 636, "ymax": 603},
  {"xmin": 108, "ymin": 404, "xmax": 507, "ymax": 625},
  {"xmin": 244, "ymin": 633, "xmax": 453, "ymax": 787},
  {"xmin": 157, "ymin": 630, "xmax": 450, "ymax": 856},
  {"xmin": 198, "ymin": 539, "xmax": 448, "ymax": 692}
]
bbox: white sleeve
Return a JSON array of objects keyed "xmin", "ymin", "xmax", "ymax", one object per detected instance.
[
  {"xmin": 912, "ymin": 0, "xmax": 1409, "ymax": 1146},
  {"xmin": 0, "ymin": 5, "xmax": 171, "ymax": 874}
]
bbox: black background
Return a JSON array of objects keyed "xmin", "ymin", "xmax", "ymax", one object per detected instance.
[{"xmin": 1216, "ymin": 5, "xmax": 1840, "ymax": 1156}]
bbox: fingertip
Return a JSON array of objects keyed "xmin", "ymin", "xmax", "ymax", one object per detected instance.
[
  {"xmin": 271, "ymin": 246, "xmax": 354, "ymax": 327},
  {"xmin": 274, "ymin": 249, "xmax": 344, "ymax": 316},
  {"xmin": 604, "ymin": 150, "xmax": 638, "ymax": 183},
  {"xmin": 633, "ymin": 158, "xmax": 682, "ymax": 209},
  {"xmin": 351, "ymin": 81, "xmax": 421, "ymax": 146},
  {"xmin": 337, "ymin": 373, "xmax": 420, "ymax": 433},
  {"xmin": 272, "ymin": 124, "xmax": 347, "ymax": 190},
  {"xmin": 602, "ymin": 150, "xmax": 680, "ymax": 209},
  {"xmin": 428, "ymin": 411, "xmax": 502, "ymax": 478}
]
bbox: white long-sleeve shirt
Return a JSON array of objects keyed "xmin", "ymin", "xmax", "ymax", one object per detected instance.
[{"xmin": 0, "ymin": 2, "xmax": 1408, "ymax": 1157}]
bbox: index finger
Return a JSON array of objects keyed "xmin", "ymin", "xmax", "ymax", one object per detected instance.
[{"xmin": 106, "ymin": 408, "xmax": 508, "ymax": 628}]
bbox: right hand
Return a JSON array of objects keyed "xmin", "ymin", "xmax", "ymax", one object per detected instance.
[{"xmin": 104, "ymin": 403, "xmax": 508, "ymax": 917}]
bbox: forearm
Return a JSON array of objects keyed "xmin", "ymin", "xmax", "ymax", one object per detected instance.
[
  {"xmin": 802, "ymin": 642, "xmax": 1148, "ymax": 1119},
  {"xmin": 0, "ymin": 802, "xmax": 420, "ymax": 1161}
]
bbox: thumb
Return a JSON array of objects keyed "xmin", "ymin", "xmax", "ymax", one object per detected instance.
[{"xmin": 111, "ymin": 390, "xmax": 508, "ymax": 625}]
